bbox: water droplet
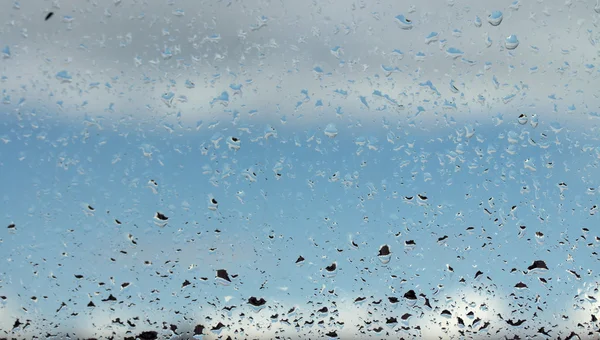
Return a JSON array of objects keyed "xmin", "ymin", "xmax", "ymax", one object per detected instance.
[
  {"xmin": 185, "ymin": 79, "xmax": 195, "ymax": 89},
  {"xmin": 485, "ymin": 36, "xmax": 493, "ymax": 48},
  {"xmin": 530, "ymin": 113, "xmax": 539, "ymax": 128},
  {"xmin": 524, "ymin": 158, "xmax": 536, "ymax": 172},
  {"xmin": 56, "ymin": 70, "xmax": 72, "ymax": 83},
  {"xmin": 264, "ymin": 125, "xmax": 278, "ymax": 139},
  {"xmin": 208, "ymin": 195, "xmax": 218, "ymax": 211},
  {"xmin": 449, "ymin": 80, "xmax": 459, "ymax": 93},
  {"xmin": 2, "ymin": 46, "xmax": 10, "ymax": 59},
  {"xmin": 425, "ymin": 32, "xmax": 439, "ymax": 44},
  {"xmin": 505, "ymin": 35, "xmax": 519, "ymax": 50},
  {"xmin": 210, "ymin": 91, "xmax": 229, "ymax": 106},
  {"xmin": 395, "ymin": 14, "xmax": 413, "ymax": 30},
  {"xmin": 517, "ymin": 113, "xmax": 528, "ymax": 125},
  {"xmin": 226, "ymin": 136, "xmax": 241, "ymax": 151},
  {"xmin": 161, "ymin": 92, "xmax": 175, "ymax": 107},
  {"xmin": 216, "ymin": 269, "xmax": 232, "ymax": 285},
  {"xmin": 465, "ymin": 124, "xmax": 475, "ymax": 138},
  {"xmin": 324, "ymin": 124, "xmax": 338, "ymax": 138},
  {"xmin": 488, "ymin": 11, "xmax": 503, "ymax": 26},
  {"xmin": 474, "ymin": 16, "xmax": 482, "ymax": 27},
  {"xmin": 378, "ymin": 245, "xmax": 391, "ymax": 264},
  {"xmin": 446, "ymin": 47, "xmax": 464, "ymax": 59},
  {"xmin": 330, "ymin": 46, "xmax": 342, "ymax": 58},
  {"xmin": 324, "ymin": 262, "xmax": 338, "ymax": 277}
]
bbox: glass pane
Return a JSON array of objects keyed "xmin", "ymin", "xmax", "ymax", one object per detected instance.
[{"xmin": 1, "ymin": 0, "xmax": 599, "ymax": 338}]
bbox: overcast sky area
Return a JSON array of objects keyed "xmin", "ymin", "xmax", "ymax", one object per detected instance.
[{"xmin": 1, "ymin": 0, "xmax": 600, "ymax": 339}]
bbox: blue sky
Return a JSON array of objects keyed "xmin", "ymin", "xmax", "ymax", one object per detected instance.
[
  {"xmin": 2, "ymin": 114, "xmax": 599, "ymax": 338},
  {"xmin": 2, "ymin": 0, "xmax": 600, "ymax": 339}
]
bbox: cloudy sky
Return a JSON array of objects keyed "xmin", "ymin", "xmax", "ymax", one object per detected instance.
[
  {"xmin": 1, "ymin": 0, "xmax": 600, "ymax": 339},
  {"xmin": 2, "ymin": 0, "xmax": 599, "ymax": 127}
]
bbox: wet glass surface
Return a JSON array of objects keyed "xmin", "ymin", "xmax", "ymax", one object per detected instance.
[{"xmin": 1, "ymin": 0, "xmax": 600, "ymax": 339}]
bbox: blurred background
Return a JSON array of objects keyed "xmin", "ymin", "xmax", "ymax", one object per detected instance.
[{"xmin": 1, "ymin": 0, "xmax": 600, "ymax": 338}]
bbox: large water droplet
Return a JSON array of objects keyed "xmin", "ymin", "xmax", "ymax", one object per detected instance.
[
  {"xmin": 395, "ymin": 14, "xmax": 413, "ymax": 30},
  {"xmin": 488, "ymin": 11, "xmax": 503, "ymax": 26},
  {"xmin": 505, "ymin": 35, "xmax": 519, "ymax": 50}
]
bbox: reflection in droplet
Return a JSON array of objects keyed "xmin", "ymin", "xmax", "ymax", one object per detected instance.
[{"xmin": 505, "ymin": 35, "xmax": 519, "ymax": 50}]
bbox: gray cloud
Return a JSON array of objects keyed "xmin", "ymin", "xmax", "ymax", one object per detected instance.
[{"xmin": 1, "ymin": 0, "xmax": 599, "ymax": 130}]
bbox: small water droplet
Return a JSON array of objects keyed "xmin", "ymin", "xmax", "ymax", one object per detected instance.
[
  {"xmin": 505, "ymin": 35, "xmax": 519, "ymax": 50},
  {"xmin": 425, "ymin": 32, "xmax": 439, "ymax": 44},
  {"xmin": 324, "ymin": 124, "xmax": 338, "ymax": 138},
  {"xmin": 56, "ymin": 70, "xmax": 72, "ymax": 83},
  {"xmin": 530, "ymin": 114, "xmax": 539, "ymax": 128},
  {"xmin": 2, "ymin": 46, "xmax": 11, "ymax": 58},
  {"xmin": 446, "ymin": 47, "xmax": 464, "ymax": 59},
  {"xmin": 449, "ymin": 80, "xmax": 459, "ymax": 93},
  {"xmin": 485, "ymin": 36, "xmax": 493, "ymax": 48}
]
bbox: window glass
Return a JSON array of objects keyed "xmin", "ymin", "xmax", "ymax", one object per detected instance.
[{"xmin": 1, "ymin": 0, "xmax": 599, "ymax": 338}]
